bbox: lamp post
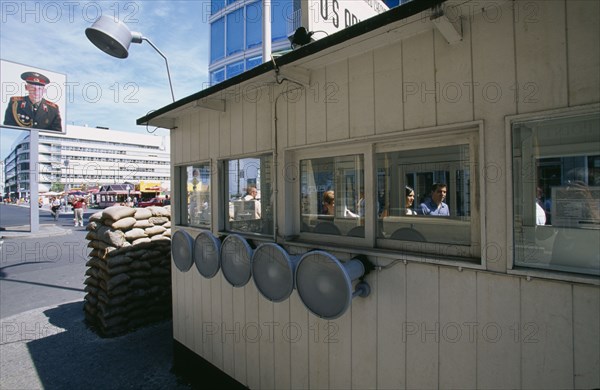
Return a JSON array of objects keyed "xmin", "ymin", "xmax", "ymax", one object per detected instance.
[
  {"xmin": 126, "ymin": 184, "xmax": 132, "ymax": 206},
  {"xmin": 63, "ymin": 159, "xmax": 69, "ymax": 211},
  {"xmin": 85, "ymin": 15, "xmax": 175, "ymax": 102}
]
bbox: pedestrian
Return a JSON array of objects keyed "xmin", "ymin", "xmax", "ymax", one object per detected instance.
[
  {"xmin": 51, "ymin": 197, "xmax": 61, "ymax": 221},
  {"xmin": 72, "ymin": 197, "xmax": 86, "ymax": 227}
]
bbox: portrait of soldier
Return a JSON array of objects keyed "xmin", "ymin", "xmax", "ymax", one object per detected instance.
[{"xmin": 3, "ymin": 71, "xmax": 62, "ymax": 131}]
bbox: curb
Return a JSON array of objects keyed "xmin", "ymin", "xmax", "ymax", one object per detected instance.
[{"xmin": 0, "ymin": 225, "xmax": 72, "ymax": 240}]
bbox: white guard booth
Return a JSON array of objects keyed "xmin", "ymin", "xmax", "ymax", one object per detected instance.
[{"xmin": 139, "ymin": 0, "xmax": 600, "ymax": 388}]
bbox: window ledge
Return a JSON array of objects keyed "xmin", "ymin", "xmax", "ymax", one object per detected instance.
[
  {"xmin": 281, "ymin": 238, "xmax": 484, "ymax": 271},
  {"xmin": 507, "ymin": 267, "xmax": 600, "ymax": 286}
]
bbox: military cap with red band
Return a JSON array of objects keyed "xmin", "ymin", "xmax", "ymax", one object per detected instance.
[{"xmin": 21, "ymin": 72, "xmax": 50, "ymax": 86}]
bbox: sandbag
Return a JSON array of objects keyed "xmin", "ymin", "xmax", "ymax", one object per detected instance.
[
  {"xmin": 133, "ymin": 208, "xmax": 153, "ymax": 220},
  {"xmin": 102, "ymin": 205, "xmax": 136, "ymax": 220},
  {"xmin": 111, "ymin": 217, "xmax": 137, "ymax": 231},
  {"xmin": 89, "ymin": 211, "xmax": 104, "ymax": 222},
  {"xmin": 147, "ymin": 206, "xmax": 171, "ymax": 217},
  {"xmin": 148, "ymin": 217, "xmax": 169, "ymax": 225},
  {"xmin": 133, "ymin": 219, "xmax": 154, "ymax": 229},
  {"xmin": 151, "ymin": 235, "xmax": 170, "ymax": 242},
  {"xmin": 132, "ymin": 237, "xmax": 152, "ymax": 246},
  {"xmin": 106, "ymin": 273, "xmax": 130, "ymax": 290},
  {"xmin": 125, "ymin": 228, "xmax": 148, "ymax": 241},
  {"xmin": 145, "ymin": 225, "xmax": 167, "ymax": 236}
]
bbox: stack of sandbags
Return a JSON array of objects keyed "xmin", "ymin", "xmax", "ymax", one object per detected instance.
[{"xmin": 83, "ymin": 205, "xmax": 173, "ymax": 337}]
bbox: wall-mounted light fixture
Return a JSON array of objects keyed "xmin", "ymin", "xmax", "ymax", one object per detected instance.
[
  {"xmin": 85, "ymin": 15, "xmax": 175, "ymax": 102},
  {"xmin": 289, "ymin": 27, "xmax": 315, "ymax": 49}
]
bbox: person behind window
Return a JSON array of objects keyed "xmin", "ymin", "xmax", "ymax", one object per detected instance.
[
  {"xmin": 405, "ymin": 186, "xmax": 417, "ymax": 215},
  {"xmin": 322, "ymin": 190, "xmax": 335, "ymax": 215},
  {"xmin": 243, "ymin": 185, "xmax": 258, "ymax": 201},
  {"xmin": 535, "ymin": 186, "xmax": 547, "ymax": 225},
  {"xmin": 320, "ymin": 190, "xmax": 359, "ymax": 218},
  {"xmin": 418, "ymin": 183, "xmax": 449, "ymax": 216},
  {"xmin": 243, "ymin": 185, "xmax": 261, "ymax": 218},
  {"xmin": 357, "ymin": 191, "xmax": 365, "ymax": 217}
]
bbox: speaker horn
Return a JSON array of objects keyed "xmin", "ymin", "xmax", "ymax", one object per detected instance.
[
  {"xmin": 220, "ymin": 234, "xmax": 254, "ymax": 287},
  {"xmin": 171, "ymin": 229, "xmax": 194, "ymax": 272},
  {"xmin": 194, "ymin": 230, "xmax": 221, "ymax": 278},
  {"xmin": 295, "ymin": 251, "xmax": 372, "ymax": 319},
  {"xmin": 252, "ymin": 243, "xmax": 301, "ymax": 302}
]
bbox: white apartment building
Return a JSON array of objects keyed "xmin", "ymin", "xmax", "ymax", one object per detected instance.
[{"xmin": 3, "ymin": 125, "xmax": 170, "ymax": 200}]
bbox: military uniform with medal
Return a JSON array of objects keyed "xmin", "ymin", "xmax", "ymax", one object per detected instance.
[{"xmin": 3, "ymin": 72, "xmax": 62, "ymax": 131}]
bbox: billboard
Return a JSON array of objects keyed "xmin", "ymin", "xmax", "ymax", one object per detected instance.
[{"xmin": 1, "ymin": 59, "xmax": 66, "ymax": 134}]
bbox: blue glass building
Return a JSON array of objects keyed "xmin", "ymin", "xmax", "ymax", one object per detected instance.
[
  {"xmin": 209, "ymin": 0, "xmax": 402, "ymax": 84},
  {"xmin": 209, "ymin": 0, "xmax": 295, "ymax": 84}
]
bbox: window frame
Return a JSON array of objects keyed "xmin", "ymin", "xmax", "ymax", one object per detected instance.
[
  {"xmin": 218, "ymin": 152, "xmax": 275, "ymax": 239},
  {"xmin": 374, "ymin": 127, "xmax": 482, "ymax": 260},
  {"xmin": 506, "ymin": 104, "xmax": 600, "ymax": 282},
  {"xmin": 286, "ymin": 122, "xmax": 484, "ymax": 263},
  {"xmin": 210, "ymin": 17, "xmax": 225, "ymax": 63},
  {"xmin": 291, "ymin": 143, "xmax": 374, "ymax": 247},
  {"xmin": 176, "ymin": 161, "xmax": 213, "ymax": 230}
]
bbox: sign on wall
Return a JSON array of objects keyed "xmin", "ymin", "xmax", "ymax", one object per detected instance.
[
  {"xmin": 307, "ymin": 0, "xmax": 389, "ymax": 37},
  {"xmin": 1, "ymin": 59, "xmax": 67, "ymax": 134}
]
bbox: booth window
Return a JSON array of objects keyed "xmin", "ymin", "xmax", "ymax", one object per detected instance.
[
  {"xmin": 292, "ymin": 128, "xmax": 480, "ymax": 259},
  {"xmin": 179, "ymin": 164, "xmax": 211, "ymax": 229},
  {"xmin": 512, "ymin": 112, "xmax": 599, "ymax": 276},
  {"xmin": 223, "ymin": 154, "xmax": 273, "ymax": 236},
  {"xmin": 376, "ymin": 144, "xmax": 474, "ymax": 254},
  {"xmin": 300, "ymin": 154, "xmax": 365, "ymax": 237}
]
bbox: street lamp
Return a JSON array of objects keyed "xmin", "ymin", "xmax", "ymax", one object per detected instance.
[
  {"xmin": 63, "ymin": 159, "xmax": 69, "ymax": 211},
  {"xmin": 126, "ymin": 184, "xmax": 132, "ymax": 205},
  {"xmin": 85, "ymin": 15, "xmax": 175, "ymax": 102}
]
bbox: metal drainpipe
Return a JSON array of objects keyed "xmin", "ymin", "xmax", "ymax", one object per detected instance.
[{"xmin": 272, "ymin": 77, "xmax": 304, "ymax": 242}]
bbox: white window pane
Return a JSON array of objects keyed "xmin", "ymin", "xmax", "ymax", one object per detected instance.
[
  {"xmin": 512, "ymin": 113, "xmax": 600, "ymax": 275},
  {"xmin": 224, "ymin": 155, "xmax": 273, "ymax": 236},
  {"xmin": 300, "ymin": 154, "xmax": 365, "ymax": 237},
  {"xmin": 376, "ymin": 144, "xmax": 471, "ymax": 245},
  {"xmin": 180, "ymin": 164, "xmax": 211, "ymax": 228}
]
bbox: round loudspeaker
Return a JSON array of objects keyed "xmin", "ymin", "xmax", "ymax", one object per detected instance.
[
  {"xmin": 295, "ymin": 251, "xmax": 367, "ymax": 319},
  {"xmin": 220, "ymin": 234, "xmax": 254, "ymax": 287},
  {"xmin": 171, "ymin": 230, "xmax": 194, "ymax": 272},
  {"xmin": 252, "ymin": 243, "xmax": 300, "ymax": 302},
  {"xmin": 85, "ymin": 15, "xmax": 134, "ymax": 59},
  {"xmin": 194, "ymin": 230, "xmax": 221, "ymax": 278}
]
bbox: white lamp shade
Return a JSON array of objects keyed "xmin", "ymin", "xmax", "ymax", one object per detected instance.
[{"xmin": 85, "ymin": 15, "xmax": 141, "ymax": 59}]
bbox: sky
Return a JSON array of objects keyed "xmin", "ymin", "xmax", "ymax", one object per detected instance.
[{"xmin": 0, "ymin": 0, "xmax": 211, "ymax": 159}]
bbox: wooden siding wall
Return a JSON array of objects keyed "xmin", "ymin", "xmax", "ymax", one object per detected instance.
[{"xmin": 171, "ymin": 1, "xmax": 600, "ymax": 388}]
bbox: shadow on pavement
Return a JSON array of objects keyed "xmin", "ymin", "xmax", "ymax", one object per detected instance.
[{"xmin": 26, "ymin": 301, "xmax": 192, "ymax": 389}]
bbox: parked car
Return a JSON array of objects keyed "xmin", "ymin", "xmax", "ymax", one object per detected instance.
[{"xmin": 138, "ymin": 197, "xmax": 164, "ymax": 208}]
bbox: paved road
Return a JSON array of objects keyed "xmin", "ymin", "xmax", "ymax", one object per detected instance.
[
  {"xmin": 0, "ymin": 228, "xmax": 87, "ymax": 319},
  {"xmin": 0, "ymin": 204, "xmax": 96, "ymax": 318},
  {"xmin": 0, "ymin": 205, "xmax": 196, "ymax": 389},
  {"xmin": 0, "ymin": 203, "xmax": 100, "ymax": 231}
]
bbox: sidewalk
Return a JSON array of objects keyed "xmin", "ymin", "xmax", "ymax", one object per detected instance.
[
  {"xmin": 0, "ymin": 300, "xmax": 192, "ymax": 389},
  {"xmin": 0, "ymin": 224, "xmax": 71, "ymax": 240},
  {"xmin": 0, "ymin": 206, "xmax": 100, "ymax": 239}
]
